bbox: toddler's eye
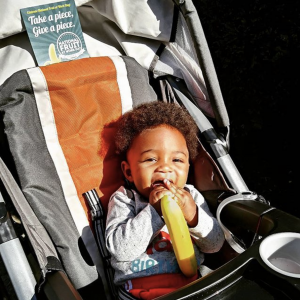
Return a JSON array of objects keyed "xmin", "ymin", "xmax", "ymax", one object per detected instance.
[
  {"xmin": 173, "ymin": 158, "xmax": 184, "ymax": 163},
  {"xmin": 145, "ymin": 158, "xmax": 156, "ymax": 162}
]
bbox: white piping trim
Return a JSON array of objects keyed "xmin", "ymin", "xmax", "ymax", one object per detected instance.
[{"xmin": 109, "ymin": 56, "xmax": 133, "ymax": 113}]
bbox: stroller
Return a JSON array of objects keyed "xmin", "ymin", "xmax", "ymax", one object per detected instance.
[{"xmin": 0, "ymin": 0, "xmax": 300, "ymax": 299}]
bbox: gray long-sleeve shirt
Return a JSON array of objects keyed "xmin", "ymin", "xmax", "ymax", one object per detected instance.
[{"xmin": 105, "ymin": 185, "xmax": 225, "ymax": 285}]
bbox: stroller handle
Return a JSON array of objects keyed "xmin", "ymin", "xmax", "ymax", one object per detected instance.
[{"xmin": 166, "ymin": 75, "xmax": 249, "ymax": 193}]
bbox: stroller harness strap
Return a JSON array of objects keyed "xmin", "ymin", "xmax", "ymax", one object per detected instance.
[{"xmin": 83, "ymin": 189, "xmax": 119, "ymax": 299}]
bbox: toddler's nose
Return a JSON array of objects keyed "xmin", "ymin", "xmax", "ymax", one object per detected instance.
[{"xmin": 157, "ymin": 162, "xmax": 172, "ymax": 172}]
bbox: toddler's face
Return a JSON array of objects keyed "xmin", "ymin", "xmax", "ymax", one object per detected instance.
[{"xmin": 121, "ymin": 125, "xmax": 190, "ymax": 199}]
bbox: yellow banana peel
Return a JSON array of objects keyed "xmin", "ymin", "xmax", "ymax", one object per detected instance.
[{"xmin": 161, "ymin": 195, "xmax": 197, "ymax": 277}]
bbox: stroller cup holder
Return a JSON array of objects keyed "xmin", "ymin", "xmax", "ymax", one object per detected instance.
[{"xmin": 259, "ymin": 232, "xmax": 300, "ymax": 278}]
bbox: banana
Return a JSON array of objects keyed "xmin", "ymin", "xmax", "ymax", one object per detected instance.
[
  {"xmin": 161, "ymin": 195, "xmax": 197, "ymax": 277},
  {"xmin": 44, "ymin": 43, "xmax": 61, "ymax": 65}
]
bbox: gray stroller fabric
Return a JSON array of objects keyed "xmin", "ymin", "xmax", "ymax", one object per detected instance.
[
  {"xmin": 0, "ymin": 156, "xmax": 59, "ymax": 275},
  {"xmin": 0, "ymin": 69, "xmax": 101, "ymax": 291},
  {"xmin": 0, "ymin": 0, "xmax": 230, "ymax": 130}
]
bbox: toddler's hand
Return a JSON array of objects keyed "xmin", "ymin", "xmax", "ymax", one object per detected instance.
[
  {"xmin": 164, "ymin": 179, "xmax": 198, "ymax": 227},
  {"xmin": 149, "ymin": 184, "xmax": 172, "ymax": 216}
]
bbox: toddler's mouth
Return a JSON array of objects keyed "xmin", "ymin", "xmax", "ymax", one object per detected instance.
[
  {"xmin": 152, "ymin": 180, "xmax": 164, "ymax": 187},
  {"xmin": 152, "ymin": 179, "xmax": 173, "ymax": 188}
]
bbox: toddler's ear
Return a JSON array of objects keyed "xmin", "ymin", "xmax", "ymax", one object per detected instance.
[{"xmin": 121, "ymin": 161, "xmax": 133, "ymax": 182}]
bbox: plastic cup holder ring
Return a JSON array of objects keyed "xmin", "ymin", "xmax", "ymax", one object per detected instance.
[{"xmin": 259, "ymin": 232, "xmax": 300, "ymax": 278}]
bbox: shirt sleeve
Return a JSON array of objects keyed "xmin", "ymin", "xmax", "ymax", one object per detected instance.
[
  {"xmin": 187, "ymin": 185, "xmax": 225, "ymax": 253},
  {"xmin": 105, "ymin": 187, "xmax": 165, "ymax": 261}
]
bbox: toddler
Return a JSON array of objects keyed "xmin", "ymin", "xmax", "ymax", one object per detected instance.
[{"xmin": 105, "ymin": 101, "xmax": 225, "ymax": 299}]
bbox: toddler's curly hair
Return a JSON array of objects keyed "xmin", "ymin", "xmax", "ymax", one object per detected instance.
[{"xmin": 115, "ymin": 101, "xmax": 199, "ymax": 161}]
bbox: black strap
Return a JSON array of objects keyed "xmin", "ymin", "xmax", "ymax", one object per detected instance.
[{"xmin": 83, "ymin": 189, "xmax": 120, "ymax": 300}]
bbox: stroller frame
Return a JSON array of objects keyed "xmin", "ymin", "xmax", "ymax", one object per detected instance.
[{"xmin": 0, "ymin": 1, "xmax": 300, "ymax": 300}]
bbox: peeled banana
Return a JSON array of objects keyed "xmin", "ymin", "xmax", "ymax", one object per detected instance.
[
  {"xmin": 161, "ymin": 195, "xmax": 197, "ymax": 277},
  {"xmin": 44, "ymin": 43, "xmax": 61, "ymax": 65}
]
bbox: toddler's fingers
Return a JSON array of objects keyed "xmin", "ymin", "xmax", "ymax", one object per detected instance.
[
  {"xmin": 150, "ymin": 187, "xmax": 172, "ymax": 203},
  {"xmin": 163, "ymin": 179, "xmax": 178, "ymax": 194}
]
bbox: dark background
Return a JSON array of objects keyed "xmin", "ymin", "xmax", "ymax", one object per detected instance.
[{"xmin": 193, "ymin": 1, "xmax": 298, "ymax": 217}]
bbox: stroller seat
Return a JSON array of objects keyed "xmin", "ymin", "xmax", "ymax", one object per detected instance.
[
  {"xmin": 0, "ymin": 56, "xmax": 158, "ymax": 299},
  {"xmin": 0, "ymin": 55, "xmax": 235, "ymax": 300}
]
